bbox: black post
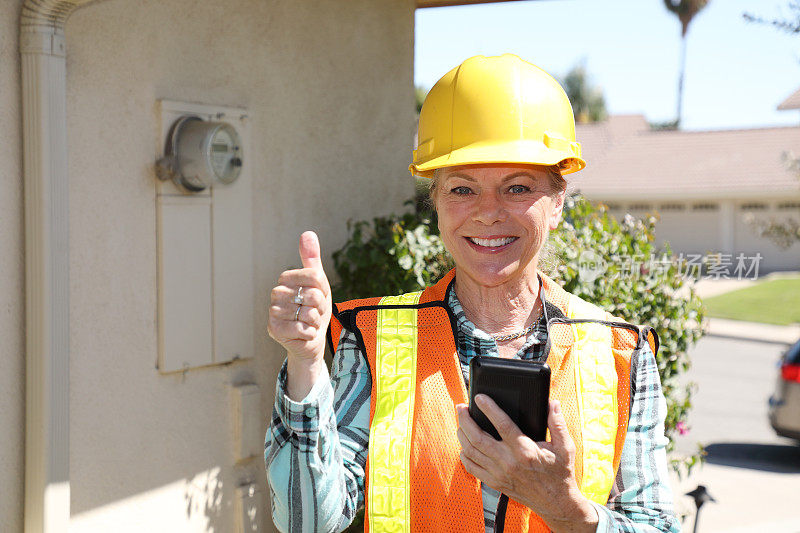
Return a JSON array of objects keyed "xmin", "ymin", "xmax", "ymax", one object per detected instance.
[{"xmin": 685, "ymin": 485, "xmax": 716, "ymax": 533}]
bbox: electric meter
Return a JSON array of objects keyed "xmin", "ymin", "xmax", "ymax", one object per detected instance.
[{"xmin": 157, "ymin": 115, "xmax": 243, "ymax": 191}]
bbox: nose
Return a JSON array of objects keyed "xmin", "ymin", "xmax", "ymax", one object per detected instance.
[{"xmin": 472, "ymin": 190, "xmax": 506, "ymax": 225}]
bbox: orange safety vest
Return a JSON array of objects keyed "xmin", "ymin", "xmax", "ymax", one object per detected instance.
[{"xmin": 328, "ymin": 269, "xmax": 659, "ymax": 533}]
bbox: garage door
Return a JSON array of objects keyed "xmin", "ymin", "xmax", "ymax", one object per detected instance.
[{"xmin": 735, "ymin": 201, "xmax": 800, "ymax": 272}]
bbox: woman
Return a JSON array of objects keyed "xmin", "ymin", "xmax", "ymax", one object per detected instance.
[{"xmin": 266, "ymin": 55, "xmax": 679, "ymax": 533}]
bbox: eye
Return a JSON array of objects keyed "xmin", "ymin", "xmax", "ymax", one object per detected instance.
[
  {"xmin": 450, "ymin": 186, "xmax": 474, "ymax": 195},
  {"xmin": 508, "ymin": 184, "xmax": 531, "ymax": 194}
]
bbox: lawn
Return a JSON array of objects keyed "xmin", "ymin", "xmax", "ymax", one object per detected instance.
[{"xmin": 703, "ymin": 276, "xmax": 800, "ymax": 326}]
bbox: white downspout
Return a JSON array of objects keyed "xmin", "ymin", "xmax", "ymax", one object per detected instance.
[{"xmin": 19, "ymin": 2, "xmax": 97, "ymax": 531}]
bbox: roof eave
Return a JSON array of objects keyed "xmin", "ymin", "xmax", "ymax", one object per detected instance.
[
  {"xmin": 777, "ymin": 87, "xmax": 800, "ymax": 111},
  {"xmin": 417, "ymin": 0, "xmax": 524, "ymax": 8}
]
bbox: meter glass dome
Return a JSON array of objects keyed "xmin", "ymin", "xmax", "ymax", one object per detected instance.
[
  {"xmin": 163, "ymin": 116, "xmax": 244, "ymax": 192},
  {"xmin": 210, "ymin": 124, "xmax": 242, "ymax": 184}
]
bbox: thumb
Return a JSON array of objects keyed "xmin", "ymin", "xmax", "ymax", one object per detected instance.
[
  {"xmin": 546, "ymin": 400, "xmax": 572, "ymax": 450},
  {"xmin": 299, "ymin": 231, "xmax": 323, "ymax": 271}
]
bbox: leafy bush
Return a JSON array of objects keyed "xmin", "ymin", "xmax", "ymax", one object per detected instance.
[
  {"xmin": 332, "ymin": 194, "xmax": 705, "ymax": 481},
  {"xmin": 332, "ymin": 203, "xmax": 451, "ymax": 302},
  {"xmin": 544, "ymin": 195, "xmax": 705, "ymax": 475}
]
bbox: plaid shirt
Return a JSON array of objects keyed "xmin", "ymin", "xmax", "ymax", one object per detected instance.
[{"xmin": 265, "ymin": 287, "xmax": 680, "ymax": 533}]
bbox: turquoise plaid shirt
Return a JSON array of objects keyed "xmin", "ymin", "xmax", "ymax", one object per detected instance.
[{"xmin": 265, "ymin": 286, "xmax": 680, "ymax": 533}]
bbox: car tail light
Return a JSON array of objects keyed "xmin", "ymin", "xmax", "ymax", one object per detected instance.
[{"xmin": 781, "ymin": 363, "xmax": 800, "ymax": 383}]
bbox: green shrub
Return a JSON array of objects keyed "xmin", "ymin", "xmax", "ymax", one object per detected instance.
[
  {"xmin": 545, "ymin": 195, "xmax": 705, "ymax": 475},
  {"xmin": 331, "ymin": 202, "xmax": 451, "ymax": 302},
  {"xmin": 332, "ymin": 194, "xmax": 705, "ymax": 494}
]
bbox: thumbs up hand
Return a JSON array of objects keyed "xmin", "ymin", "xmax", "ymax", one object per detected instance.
[{"xmin": 268, "ymin": 231, "xmax": 333, "ymax": 397}]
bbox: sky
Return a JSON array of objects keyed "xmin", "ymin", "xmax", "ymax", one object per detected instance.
[{"xmin": 415, "ymin": 0, "xmax": 800, "ymax": 130}]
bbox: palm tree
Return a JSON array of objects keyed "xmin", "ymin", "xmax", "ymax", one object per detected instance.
[
  {"xmin": 562, "ymin": 63, "xmax": 607, "ymax": 124},
  {"xmin": 664, "ymin": 0, "xmax": 710, "ymax": 128}
]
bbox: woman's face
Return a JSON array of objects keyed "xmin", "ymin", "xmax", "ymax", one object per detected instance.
[{"xmin": 433, "ymin": 164, "xmax": 564, "ymax": 288}]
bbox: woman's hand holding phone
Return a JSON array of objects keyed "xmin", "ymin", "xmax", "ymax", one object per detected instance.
[{"xmin": 456, "ymin": 398, "xmax": 599, "ymax": 533}]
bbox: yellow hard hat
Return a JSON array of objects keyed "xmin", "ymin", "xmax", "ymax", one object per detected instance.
[{"xmin": 410, "ymin": 54, "xmax": 585, "ymax": 178}]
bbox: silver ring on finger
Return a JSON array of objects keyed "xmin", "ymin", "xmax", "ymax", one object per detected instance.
[
  {"xmin": 294, "ymin": 304, "xmax": 302, "ymax": 322},
  {"xmin": 292, "ymin": 286, "xmax": 304, "ymax": 305}
]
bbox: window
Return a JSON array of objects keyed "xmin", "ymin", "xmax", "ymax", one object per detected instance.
[
  {"xmin": 785, "ymin": 339, "xmax": 800, "ymax": 365},
  {"xmin": 692, "ymin": 203, "xmax": 719, "ymax": 211},
  {"xmin": 628, "ymin": 203, "xmax": 652, "ymax": 211},
  {"xmin": 659, "ymin": 203, "xmax": 685, "ymax": 211},
  {"xmin": 777, "ymin": 202, "xmax": 800, "ymax": 210},
  {"xmin": 740, "ymin": 203, "xmax": 768, "ymax": 211}
]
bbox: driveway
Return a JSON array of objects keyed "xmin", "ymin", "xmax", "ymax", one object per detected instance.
[{"xmin": 670, "ymin": 336, "xmax": 800, "ymax": 532}]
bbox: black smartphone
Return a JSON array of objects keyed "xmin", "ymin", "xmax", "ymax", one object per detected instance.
[{"xmin": 468, "ymin": 356, "xmax": 551, "ymax": 442}]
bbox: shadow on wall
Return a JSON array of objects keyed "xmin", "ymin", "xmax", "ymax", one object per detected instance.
[
  {"xmin": 184, "ymin": 467, "xmax": 261, "ymax": 532},
  {"xmin": 184, "ymin": 467, "xmax": 226, "ymax": 532}
]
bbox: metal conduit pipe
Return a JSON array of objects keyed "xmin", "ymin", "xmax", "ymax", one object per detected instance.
[{"xmin": 19, "ymin": 1, "xmax": 102, "ymax": 531}]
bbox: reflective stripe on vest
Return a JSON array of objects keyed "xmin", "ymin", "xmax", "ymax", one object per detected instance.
[
  {"xmin": 368, "ymin": 291, "xmax": 423, "ymax": 533},
  {"xmin": 566, "ymin": 295, "xmax": 618, "ymax": 505}
]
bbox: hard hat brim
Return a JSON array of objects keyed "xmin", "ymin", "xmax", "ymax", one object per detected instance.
[{"xmin": 409, "ymin": 139, "xmax": 586, "ymax": 179}]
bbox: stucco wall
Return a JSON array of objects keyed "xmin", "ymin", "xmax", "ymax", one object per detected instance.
[
  {"xmin": 64, "ymin": 0, "xmax": 414, "ymax": 530},
  {"xmin": 0, "ymin": 1, "xmax": 25, "ymax": 531}
]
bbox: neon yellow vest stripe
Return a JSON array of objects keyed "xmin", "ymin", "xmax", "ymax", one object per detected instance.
[
  {"xmin": 566, "ymin": 294, "xmax": 619, "ymax": 505},
  {"xmin": 368, "ymin": 291, "xmax": 423, "ymax": 533}
]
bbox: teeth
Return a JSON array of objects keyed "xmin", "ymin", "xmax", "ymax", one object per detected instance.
[{"xmin": 469, "ymin": 237, "xmax": 515, "ymax": 247}]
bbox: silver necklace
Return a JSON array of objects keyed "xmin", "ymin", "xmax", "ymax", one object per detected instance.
[{"xmin": 491, "ymin": 307, "xmax": 544, "ymax": 342}]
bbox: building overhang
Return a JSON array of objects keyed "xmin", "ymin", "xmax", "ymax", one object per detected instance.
[{"xmin": 417, "ymin": 0, "xmax": 523, "ymax": 8}]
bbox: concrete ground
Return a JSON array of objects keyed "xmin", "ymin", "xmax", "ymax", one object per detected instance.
[
  {"xmin": 692, "ymin": 278, "xmax": 759, "ymax": 299},
  {"xmin": 668, "ymin": 275, "xmax": 800, "ymax": 533},
  {"xmin": 705, "ymin": 318, "xmax": 800, "ymax": 345},
  {"xmin": 670, "ymin": 335, "xmax": 800, "ymax": 532}
]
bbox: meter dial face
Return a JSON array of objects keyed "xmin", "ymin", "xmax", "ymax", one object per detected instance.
[{"xmin": 209, "ymin": 125, "xmax": 242, "ymax": 184}]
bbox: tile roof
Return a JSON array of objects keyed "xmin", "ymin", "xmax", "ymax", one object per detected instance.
[
  {"xmin": 778, "ymin": 87, "xmax": 800, "ymax": 111},
  {"xmin": 571, "ymin": 115, "xmax": 800, "ymax": 199}
]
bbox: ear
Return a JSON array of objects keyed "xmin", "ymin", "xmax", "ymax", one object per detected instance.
[{"xmin": 548, "ymin": 190, "xmax": 565, "ymax": 231}]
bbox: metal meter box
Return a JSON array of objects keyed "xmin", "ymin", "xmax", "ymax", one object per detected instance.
[{"xmin": 155, "ymin": 100, "xmax": 254, "ymax": 373}]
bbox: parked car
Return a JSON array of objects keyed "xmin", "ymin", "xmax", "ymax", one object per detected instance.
[{"xmin": 768, "ymin": 338, "xmax": 800, "ymax": 442}]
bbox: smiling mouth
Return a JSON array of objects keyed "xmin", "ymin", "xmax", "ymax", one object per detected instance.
[{"xmin": 466, "ymin": 236, "xmax": 518, "ymax": 248}]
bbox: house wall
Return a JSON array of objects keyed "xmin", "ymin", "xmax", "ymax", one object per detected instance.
[
  {"xmin": 0, "ymin": 2, "xmax": 25, "ymax": 531},
  {"xmin": 0, "ymin": 0, "xmax": 415, "ymax": 531},
  {"xmin": 604, "ymin": 198, "xmax": 800, "ymax": 274}
]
